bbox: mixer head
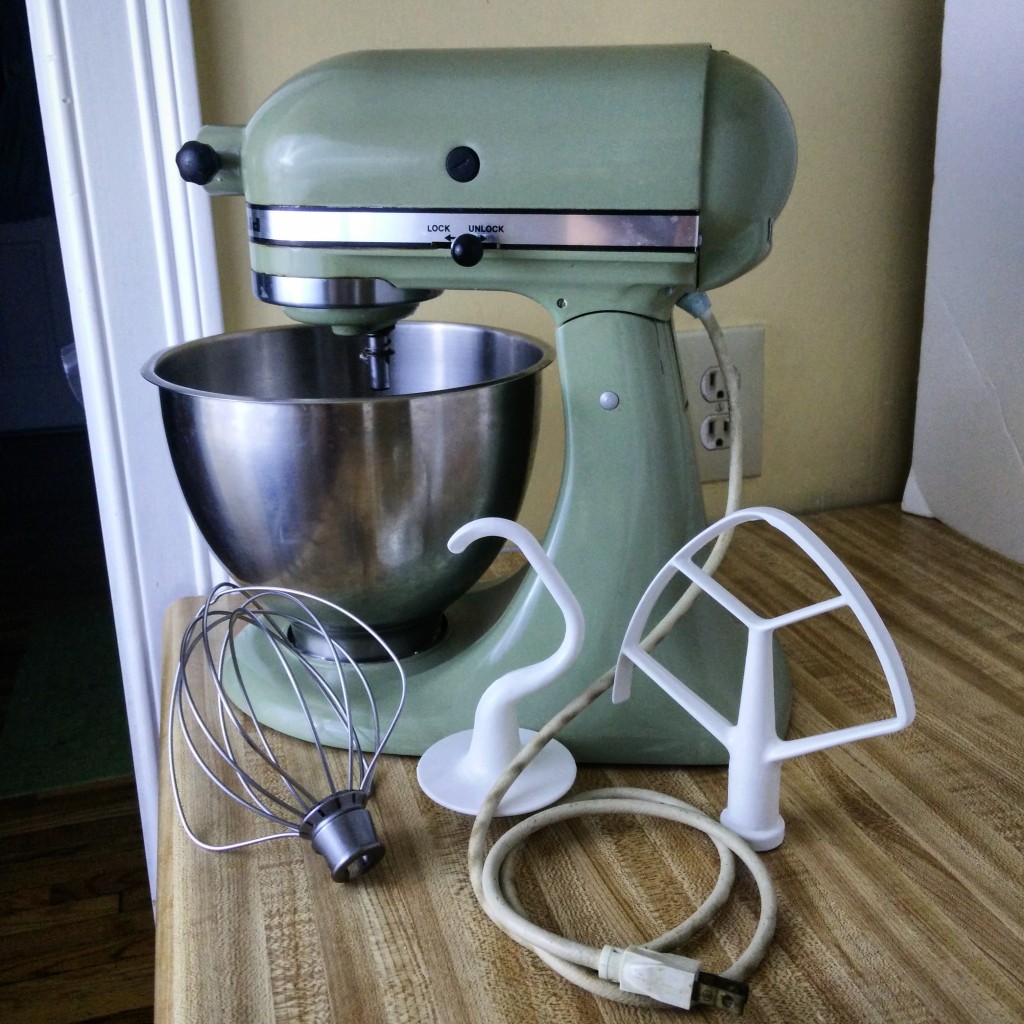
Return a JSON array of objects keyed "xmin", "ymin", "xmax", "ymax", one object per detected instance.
[{"xmin": 176, "ymin": 45, "xmax": 796, "ymax": 330}]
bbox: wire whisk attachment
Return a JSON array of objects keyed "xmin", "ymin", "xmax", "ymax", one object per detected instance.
[{"xmin": 169, "ymin": 582, "xmax": 406, "ymax": 881}]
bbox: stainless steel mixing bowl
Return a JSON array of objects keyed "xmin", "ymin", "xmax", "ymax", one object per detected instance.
[{"xmin": 143, "ymin": 321, "xmax": 553, "ymax": 656}]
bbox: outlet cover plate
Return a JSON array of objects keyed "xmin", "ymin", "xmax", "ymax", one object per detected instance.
[{"xmin": 675, "ymin": 323, "xmax": 764, "ymax": 482}]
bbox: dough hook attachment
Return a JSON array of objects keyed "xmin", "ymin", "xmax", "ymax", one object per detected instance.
[
  {"xmin": 417, "ymin": 518, "xmax": 582, "ymax": 816},
  {"xmin": 615, "ymin": 507, "xmax": 915, "ymax": 851}
]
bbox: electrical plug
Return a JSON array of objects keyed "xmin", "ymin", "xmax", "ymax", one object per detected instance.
[{"xmin": 598, "ymin": 946, "xmax": 748, "ymax": 1014}]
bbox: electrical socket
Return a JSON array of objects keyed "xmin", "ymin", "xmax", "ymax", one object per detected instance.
[{"xmin": 675, "ymin": 324, "xmax": 764, "ymax": 482}]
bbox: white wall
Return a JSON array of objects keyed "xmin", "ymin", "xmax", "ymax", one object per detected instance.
[
  {"xmin": 904, "ymin": 1, "xmax": 1024, "ymax": 561},
  {"xmin": 27, "ymin": 0, "xmax": 221, "ymax": 894}
]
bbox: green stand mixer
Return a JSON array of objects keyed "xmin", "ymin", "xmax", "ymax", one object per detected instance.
[{"xmin": 148, "ymin": 44, "xmax": 798, "ymax": 764}]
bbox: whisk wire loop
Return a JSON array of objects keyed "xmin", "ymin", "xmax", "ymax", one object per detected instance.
[
  {"xmin": 231, "ymin": 602, "xmax": 343, "ymax": 805},
  {"xmin": 176, "ymin": 599, "xmax": 311, "ymax": 823},
  {"xmin": 169, "ymin": 583, "xmax": 406, "ymax": 877},
  {"xmin": 204, "ymin": 597, "xmax": 319, "ymax": 812}
]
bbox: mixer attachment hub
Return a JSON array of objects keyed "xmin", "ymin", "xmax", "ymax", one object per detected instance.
[
  {"xmin": 175, "ymin": 140, "xmax": 221, "ymax": 185},
  {"xmin": 299, "ymin": 790, "xmax": 385, "ymax": 882}
]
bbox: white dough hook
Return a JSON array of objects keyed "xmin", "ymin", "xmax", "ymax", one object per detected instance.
[
  {"xmin": 417, "ymin": 517, "xmax": 583, "ymax": 816},
  {"xmin": 615, "ymin": 506, "xmax": 915, "ymax": 851}
]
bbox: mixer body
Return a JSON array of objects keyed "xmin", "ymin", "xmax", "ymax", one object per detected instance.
[{"xmin": 164, "ymin": 44, "xmax": 798, "ymax": 763}]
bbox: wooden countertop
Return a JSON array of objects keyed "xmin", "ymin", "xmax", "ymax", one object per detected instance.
[{"xmin": 155, "ymin": 505, "xmax": 1024, "ymax": 1023}]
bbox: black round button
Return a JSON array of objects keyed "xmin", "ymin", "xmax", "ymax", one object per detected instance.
[
  {"xmin": 175, "ymin": 141, "xmax": 221, "ymax": 185},
  {"xmin": 450, "ymin": 233, "xmax": 485, "ymax": 267},
  {"xmin": 445, "ymin": 146, "xmax": 480, "ymax": 183}
]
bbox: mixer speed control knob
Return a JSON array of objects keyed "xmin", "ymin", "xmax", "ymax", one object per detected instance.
[{"xmin": 450, "ymin": 233, "xmax": 485, "ymax": 268}]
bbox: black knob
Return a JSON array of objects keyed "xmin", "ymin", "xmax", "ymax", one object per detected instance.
[
  {"xmin": 175, "ymin": 141, "xmax": 221, "ymax": 185},
  {"xmin": 450, "ymin": 233, "xmax": 485, "ymax": 268},
  {"xmin": 445, "ymin": 146, "xmax": 480, "ymax": 183}
]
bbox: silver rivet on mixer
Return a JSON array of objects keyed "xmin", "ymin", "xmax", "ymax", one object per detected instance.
[{"xmin": 599, "ymin": 391, "xmax": 620, "ymax": 411}]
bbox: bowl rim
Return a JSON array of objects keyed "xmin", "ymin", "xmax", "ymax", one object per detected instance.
[{"xmin": 140, "ymin": 320, "xmax": 555, "ymax": 404}]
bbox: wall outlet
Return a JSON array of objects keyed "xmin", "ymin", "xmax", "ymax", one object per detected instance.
[{"xmin": 675, "ymin": 324, "xmax": 765, "ymax": 482}]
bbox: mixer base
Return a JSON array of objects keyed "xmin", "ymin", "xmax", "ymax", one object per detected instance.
[
  {"xmin": 288, "ymin": 614, "xmax": 447, "ymax": 663},
  {"xmin": 219, "ymin": 574, "xmax": 791, "ymax": 766}
]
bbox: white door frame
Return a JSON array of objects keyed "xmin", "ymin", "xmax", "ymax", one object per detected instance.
[{"xmin": 27, "ymin": 0, "xmax": 223, "ymax": 895}]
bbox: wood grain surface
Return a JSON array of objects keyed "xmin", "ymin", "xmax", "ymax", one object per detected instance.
[
  {"xmin": 0, "ymin": 781, "xmax": 154, "ymax": 1024},
  {"xmin": 155, "ymin": 505, "xmax": 1024, "ymax": 1023}
]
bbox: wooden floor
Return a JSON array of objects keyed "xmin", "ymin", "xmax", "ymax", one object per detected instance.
[
  {"xmin": 0, "ymin": 783, "xmax": 154, "ymax": 1024},
  {"xmin": 0, "ymin": 430, "xmax": 155, "ymax": 1024}
]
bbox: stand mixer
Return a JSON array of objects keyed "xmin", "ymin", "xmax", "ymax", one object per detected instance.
[{"xmin": 151, "ymin": 44, "xmax": 798, "ymax": 764}]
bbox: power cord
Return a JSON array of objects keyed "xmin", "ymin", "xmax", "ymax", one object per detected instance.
[{"xmin": 466, "ymin": 293, "xmax": 775, "ymax": 1013}]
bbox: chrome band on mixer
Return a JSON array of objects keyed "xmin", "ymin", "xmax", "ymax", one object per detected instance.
[
  {"xmin": 248, "ymin": 206, "xmax": 700, "ymax": 252},
  {"xmin": 251, "ymin": 273, "xmax": 441, "ymax": 309}
]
